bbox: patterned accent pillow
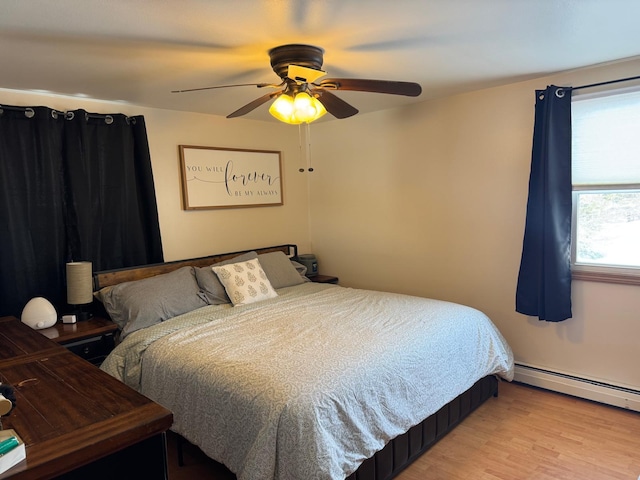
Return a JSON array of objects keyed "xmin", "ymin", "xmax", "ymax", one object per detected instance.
[{"xmin": 211, "ymin": 258, "xmax": 278, "ymax": 306}]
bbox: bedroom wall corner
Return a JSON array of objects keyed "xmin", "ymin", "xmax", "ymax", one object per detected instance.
[{"xmin": 306, "ymin": 57, "xmax": 640, "ymax": 398}]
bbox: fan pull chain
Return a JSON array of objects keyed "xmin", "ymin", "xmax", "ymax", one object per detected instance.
[
  {"xmin": 297, "ymin": 123, "xmax": 314, "ymax": 172},
  {"xmin": 306, "ymin": 123, "xmax": 314, "ymax": 172},
  {"xmin": 298, "ymin": 123, "xmax": 304, "ymax": 172}
]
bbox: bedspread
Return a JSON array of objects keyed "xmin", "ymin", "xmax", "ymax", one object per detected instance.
[{"xmin": 102, "ymin": 283, "xmax": 513, "ymax": 480}]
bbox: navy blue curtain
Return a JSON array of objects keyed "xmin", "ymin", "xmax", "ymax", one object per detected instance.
[
  {"xmin": 516, "ymin": 85, "xmax": 573, "ymax": 322},
  {"xmin": 0, "ymin": 106, "xmax": 163, "ymax": 317}
]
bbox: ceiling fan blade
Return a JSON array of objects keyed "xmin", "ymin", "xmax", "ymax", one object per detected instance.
[
  {"xmin": 317, "ymin": 78, "xmax": 422, "ymax": 97},
  {"xmin": 315, "ymin": 90, "xmax": 359, "ymax": 119},
  {"xmin": 172, "ymin": 82, "xmax": 278, "ymax": 93},
  {"xmin": 227, "ymin": 91, "xmax": 283, "ymax": 118}
]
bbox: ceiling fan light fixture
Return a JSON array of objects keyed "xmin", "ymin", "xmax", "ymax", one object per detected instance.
[
  {"xmin": 175, "ymin": 44, "xmax": 421, "ymax": 121},
  {"xmin": 269, "ymin": 91, "xmax": 326, "ymax": 124}
]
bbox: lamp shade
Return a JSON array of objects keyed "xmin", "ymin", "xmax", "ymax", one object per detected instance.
[
  {"xmin": 21, "ymin": 297, "xmax": 57, "ymax": 329},
  {"xmin": 66, "ymin": 261, "xmax": 93, "ymax": 305}
]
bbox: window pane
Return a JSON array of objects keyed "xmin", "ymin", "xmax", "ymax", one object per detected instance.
[{"xmin": 575, "ymin": 191, "xmax": 640, "ymax": 267}]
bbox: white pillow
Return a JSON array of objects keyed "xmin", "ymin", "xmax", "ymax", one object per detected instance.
[{"xmin": 212, "ymin": 258, "xmax": 278, "ymax": 306}]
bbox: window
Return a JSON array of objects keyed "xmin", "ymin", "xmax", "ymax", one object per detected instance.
[{"xmin": 571, "ymin": 88, "xmax": 640, "ymax": 284}]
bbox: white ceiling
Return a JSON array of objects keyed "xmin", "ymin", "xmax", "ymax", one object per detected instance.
[{"xmin": 2, "ymin": 0, "xmax": 640, "ymax": 122}]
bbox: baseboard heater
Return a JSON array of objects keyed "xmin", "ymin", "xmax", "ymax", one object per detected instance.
[{"xmin": 514, "ymin": 363, "xmax": 640, "ymax": 412}]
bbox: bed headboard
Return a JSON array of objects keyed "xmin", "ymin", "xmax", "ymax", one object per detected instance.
[{"xmin": 93, "ymin": 244, "xmax": 298, "ymax": 291}]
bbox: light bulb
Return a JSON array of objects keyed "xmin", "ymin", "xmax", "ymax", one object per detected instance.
[
  {"xmin": 294, "ymin": 92, "xmax": 326, "ymax": 123},
  {"xmin": 293, "ymin": 92, "xmax": 315, "ymax": 122},
  {"xmin": 269, "ymin": 94, "xmax": 296, "ymax": 123}
]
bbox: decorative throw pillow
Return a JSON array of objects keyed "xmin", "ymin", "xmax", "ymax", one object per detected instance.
[
  {"xmin": 195, "ymin": 251, "xmax": 258, "ymax": 305},
  {"xmin": 212, "ymin": 258, "xmax": 278, "ymax": 306}
]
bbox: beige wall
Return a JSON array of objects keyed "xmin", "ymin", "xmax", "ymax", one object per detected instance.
[
  {"xmin": 309, "ymin": 58, "xmax": 640, "ymax": 390},
  {"xmin": 0, "ymin": 89, "xmax": 312, "ymax": 260}
]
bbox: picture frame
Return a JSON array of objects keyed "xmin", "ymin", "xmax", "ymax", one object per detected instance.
[{"xmin": 179, "ymin": 145, "xmax": 283, "ymax": 210}]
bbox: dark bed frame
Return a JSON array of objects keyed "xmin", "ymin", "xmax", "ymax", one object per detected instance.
[{"xmin": 94, "ymin": 244, "xmax": 499, "ymax": 480}]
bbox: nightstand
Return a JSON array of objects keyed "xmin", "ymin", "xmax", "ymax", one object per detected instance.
[
  {"xmin": 39, "ymin": 316, "xmax": 118, "ymax": 366},
  {"xmin": 309, "ymin": 274, "xmax": 339, "ymax": 284}
]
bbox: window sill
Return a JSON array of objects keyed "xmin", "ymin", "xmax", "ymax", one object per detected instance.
[{"xmin": 572, "ymin": 270, "xmax": 640, "ymax": 286}]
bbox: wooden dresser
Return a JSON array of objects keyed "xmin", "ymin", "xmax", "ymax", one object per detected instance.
[{"xmin": 0, "ymin": 316, "xmax": 173, "ymax": 479}]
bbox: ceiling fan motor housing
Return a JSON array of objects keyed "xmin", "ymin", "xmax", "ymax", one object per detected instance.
[{"xmin": 269, "ymin": 44, "xmax": 325, "ymax": 80}]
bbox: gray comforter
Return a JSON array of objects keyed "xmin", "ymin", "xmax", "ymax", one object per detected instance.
[{"xmin": 102, "ymin": 283, "xmax": 513, "ymax": 480}]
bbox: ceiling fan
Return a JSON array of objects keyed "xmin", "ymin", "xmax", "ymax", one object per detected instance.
[{"xmin": 172, "ymin": 44, "xmax": 422, "ymax": 124}]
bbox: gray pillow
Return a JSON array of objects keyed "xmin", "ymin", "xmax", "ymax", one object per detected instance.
[
  {"xmin": 98, "ymin": 266, "xmax": 206, "ymax": 338},
  {"xmin": 195, "ymin": 251, "xmax": 258, "ymax": 305},
  {"xmin": 291, "ymin": 260, "xmax": 309, "ymax": 277},
  {"xmin": 257, "ymin": 251, "xmax": 308, "ymax": 288}
]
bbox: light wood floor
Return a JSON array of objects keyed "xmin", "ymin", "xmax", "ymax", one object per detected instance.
[{"xmin": 166, "ymin": 381, "xmax": 640, "ymax": 480}]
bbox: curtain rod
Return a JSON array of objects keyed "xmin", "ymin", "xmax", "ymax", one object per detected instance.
[
  {"xmin": 0, "ymin": 104, "xmax": 135, "ymax": 123},
  {"xmin": 0, "ymin": 105, "xmax": 64, "ymax": 119},
  {"xmin": 570, "ymin": 74, "xmax": 640, "ymax": 92}
]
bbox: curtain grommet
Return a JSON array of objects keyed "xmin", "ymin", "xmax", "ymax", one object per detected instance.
[
  {"xmin": 24, "ymin": 108, "xmax": 35, "ymax": 119},
  {"xmin": 555, "ymin": 88, "xmax": 565, "ymax": 98},
  {"xmin": 66, "ymin": 111, "xmax": 75, "ymax": 120},
  {"xmin": 105, "ymin": 115, "xmax": 113, "ymax": 125}
]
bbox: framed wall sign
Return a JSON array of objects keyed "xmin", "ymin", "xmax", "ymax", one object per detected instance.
[{"xmin": 179, "ymin": 145, "xmax": 283, "ymax": 210}]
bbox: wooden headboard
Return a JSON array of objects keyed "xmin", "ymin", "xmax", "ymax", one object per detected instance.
[{"xmin": 93, "ymin": 244, "xmax": 298, "ymax": 291}]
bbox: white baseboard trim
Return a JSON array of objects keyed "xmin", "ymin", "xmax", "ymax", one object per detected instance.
[{"xmin": 513, "ymin": 363, "xmax": 640, "ymax": 412}]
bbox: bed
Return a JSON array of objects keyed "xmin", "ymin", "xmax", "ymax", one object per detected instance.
[{"xmin": 95, "ymin": 244, "xmax": 514, "ymax": 480}]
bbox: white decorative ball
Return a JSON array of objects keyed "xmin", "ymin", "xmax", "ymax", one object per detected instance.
[{"xmin": 21, "ymin": 297, "xmax": 57, "ymax": 330}]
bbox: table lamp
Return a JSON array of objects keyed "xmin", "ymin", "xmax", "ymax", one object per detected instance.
[{"xmin": 66, "ymin": 261, "xmax": 93, "ymax": 321}]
